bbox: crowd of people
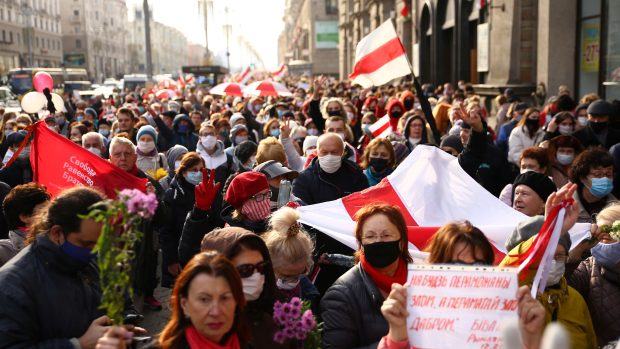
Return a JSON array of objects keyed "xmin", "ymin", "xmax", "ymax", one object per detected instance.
[{"xmin": 0, "ymin": 74, "xmax": 618, "ymax": 349}]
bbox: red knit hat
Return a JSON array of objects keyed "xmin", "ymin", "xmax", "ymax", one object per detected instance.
[{"xmin": 225, "ymin": 172, "xmax": 269, "ymax": 208}]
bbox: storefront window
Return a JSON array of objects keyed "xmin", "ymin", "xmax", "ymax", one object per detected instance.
[
  {"xmin": 577, "ymin": 0, "xmax": 601, "ymax": 98},
  {"xmin": 604, "ymin": 0, "xmax": 620, "ymax": 99}
]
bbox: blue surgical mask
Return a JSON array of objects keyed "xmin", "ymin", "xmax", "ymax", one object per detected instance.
[
  {"xmin": 178, "ymin": 124, "xmax": 189, "ymax": 133},
  {"xmin": 591, "ymin": 242, "xmax": 620, "ymax": 269},
  {"xmin": 76, "ymin": 116, "xmax": 84, "ymax": 122},
  {"xmin": 556, "ymin": 153, "xmax": 574, "ymax": 166},
  {"xmin": 270, "ymin": 129, "xmax": 281, "ymax": 137},
  {"xmin": 59, "ymin": 241, "xmax": 96, "ymax": 265},
  {"xmin": 184, "ymin": 170, "xmax": 203, "ymax": 186},
  {"xmin": 99, "ymin": 129, "xmax": 110, "ymax": 137},
  {"xmin": 588, "ymin": 177, "xmax": 613, "ymax": 198},
  {"xmin": 277, "ymin": 109, "xmax": 286, "ymax": 118}
]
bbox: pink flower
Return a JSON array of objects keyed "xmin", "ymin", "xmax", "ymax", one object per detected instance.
[
  {"xmin": 119, "ymin": 189, "xmax": 158, "ymax": 218},
  {"xmin": 301, "ymin": 310, "xmax": 316, "ymax": 332},
  {"xmin": 273, "ymin": 331, "xmax": 285, "ymax": 344}
]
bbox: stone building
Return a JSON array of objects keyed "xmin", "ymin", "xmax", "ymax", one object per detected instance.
[
  {"xmin": 279, "ymin": 0, "xmax": 339, "ymax": 76},
  {"xmin": 60, "ymin": 0, "xmax": 128, "ymax": 82},
  {"xmin": 0, "ymin": 0, "xmax": 63, "ymax": 74}
]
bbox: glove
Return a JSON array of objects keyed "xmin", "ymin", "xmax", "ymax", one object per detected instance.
[{"xmin": 195, "ymin": 168, "xmax": 221, "ymax": 211}]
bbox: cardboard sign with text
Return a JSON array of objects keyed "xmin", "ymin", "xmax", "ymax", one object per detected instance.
[{"xmin": 406, "ymin": 264, "xmax": 518, "ymax": 348}]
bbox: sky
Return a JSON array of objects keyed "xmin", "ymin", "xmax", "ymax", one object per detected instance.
[{"xmin": 142, "ymin": 0, "xmax": 285, "ymax": 71}]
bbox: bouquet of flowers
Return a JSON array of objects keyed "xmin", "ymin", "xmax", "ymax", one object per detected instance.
[
  {"xmin": 273, "ymin": 297, "xmax": 322, "ymax": 348},
  {"xmin": 601, "ymin": 220, "xmax": 620, "ymax": 242},
  {"xmin": 84, "ymin": 189, "xmax": 158, "ymax": 325},
  {"xmin": 146, "ymin": 168, "xmax": 168, "ymax": 181}
]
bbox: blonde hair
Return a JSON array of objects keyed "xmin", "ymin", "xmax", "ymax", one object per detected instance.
[
  {"xmin": 596, "ymin": 204, "xmax": 620, "ymax": 226},
  {"xmin": 256, "ymin": 137, "xmax": 286, "ymax": 165},
  {"xmin": 263, "ymin": 207, "xmax": 314, "ymax": 270}
]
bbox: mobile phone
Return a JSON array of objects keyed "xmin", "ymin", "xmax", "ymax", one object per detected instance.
[{"xmin": 123, "ymin": 313, "xmax": 144, "ymax": 326}]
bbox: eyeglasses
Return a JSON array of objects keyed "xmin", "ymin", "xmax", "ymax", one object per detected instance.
[
  {"xmin": 236, "ymin": 261, "xmax": 268, "ymax": 278},
  {"xmin": 251, "ymin": 191, "xmax": 272, "ymax": 202}
]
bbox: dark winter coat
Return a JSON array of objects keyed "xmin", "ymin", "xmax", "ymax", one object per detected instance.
[
  {"xmin": 320, "ymin": 263, "xmax": 388, "ymax": 349},
  {"xmin": 292, "ymin": 156, "xmax": 369, "ymax": 205},
  {"xmin": 572, "ymin": 124, "xmax": 620, "ymax": 150},
  {"xmin": 0, "ymin": 235, "xmax": 104, "ymax": 348},
  {"xmin": 161, "ymin": 176, "xmax": 196, "ymax": 268},
  {"xmin": 154, "ymin": 114, "xmax": 199, "ymax": 152},
  {"xmin": 0, "ymin": 154, "xmax": 32, "ymax": 187},
  {"xmin": 458, "ymin": 125, "xmax": 513, "ymax": 197},
  {"xmin": 568, "ymin": 256, "xmax": 620, "ymax": 346},
  {"xmin": 178, "ymin": 207, "xmax": 219, "ymax": 266}
]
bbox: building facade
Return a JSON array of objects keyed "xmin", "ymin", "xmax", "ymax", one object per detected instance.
[
  {"xmin": 60, "ymin": 0, "xmax": 128, "ymax": 82},
  {"xmin": 0, "ymin": 0, "xmax": 63, "ymax": 75},
  {"xmin": 127, "ymin": 4, "xmax": 189, "ymax": 76},
  {"xmin": 279, "ymin": 0, "xmax": 339, "ymax": 76}
]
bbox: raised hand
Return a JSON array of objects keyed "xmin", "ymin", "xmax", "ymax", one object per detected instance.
[
  {"xmin": 460, "ymin": 103, "xmax": 484, "ymax": 133},
  {"xmin": 516, "ymin": 286, "xmax": 545, "ymax": 349},
  {"xmin": 381, "ymin": 283, "xmax": 409, "ymax": 342},
  {"xmin": 195, "ymin": 169, "xmax": 221, "ymax": 211},
  {"xmin": 280, "ymin": 120, "xmax": 292, "ymax": 139},
  {"xmin": 544, "ymin": 183, "xmax": 578, "ymax": 234}
]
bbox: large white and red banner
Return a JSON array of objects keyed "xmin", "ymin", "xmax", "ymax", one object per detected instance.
[
  {"xmin": 298, "ymin": 146, "xmax": 590, "ymax": 263},
  {"xmin": 349, "ymin": 19, "xmax": 411, "ymax": 88},
  {"xmin": 28, "ymin": 121, "xmax": 147, "ymax": 198}
]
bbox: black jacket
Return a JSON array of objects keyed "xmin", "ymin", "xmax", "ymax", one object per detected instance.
[
  {"xmin": 161, "ymin": 177, "xmax": 195, "ymax": 267},
  {"xmin": 572, "ymin": 125, "xmax": 620, "ymax": 149},
  {"xmin": 292, "ymin": 157, "xmax": 369, "ymax": 205},
  {"xmin": 458, "ymin": 125, "xmax": 513, "ymax": 197},
  {"xmin": 320, "ymin": 263, "xmax": 388, "ymax": 349},
  {"xmin": 220, "ymin": 204, "xmax": 269, "ymax": 235},
  {"xmin": 0, "ymin": 235, "xmax": 104, "ymax": 348},
  {"xmin": 178, "ymin": 207, "xmax": 219, "ymax": 266}
]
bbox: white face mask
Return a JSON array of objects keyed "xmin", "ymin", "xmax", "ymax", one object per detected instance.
[
  {"xmin": 578, "ymin": 116, "xmax": 588, "ymax": 127},
  {"xmin": 242, "ymin": 271, "xmax": 265, "ymax": 301},
  {"xmin": 174, "ymin": 160, "xmax": 182, "ymax": 170},
  {"xmin": 87, "ymin": 147, "xmax": 102, "ymax": 157},
  {"xmin": 277, "ymin": 278, "xmax": 300, "ymax": 290},
  {"xmin": 520, "ymin": 168, "xmax": 533, "ymax": 174},
  {"xmin": 558, "ymin": 124, "xmax": 573, "ymax": 136},
  {"xmin": 137, "ymin": 140, "xmax": 156, "ymax": 153},
  {"xmin": 318, "ymin": 154, "xmax": 342, "ymax": 173},
  {"xmin": 546, "ymin": 259, "xmax": 565, "ymax": 287},
  {"xmin": 307, "ymin": 129, "xmax": 319, "ymax": 136},
  {"xmin": 409, "ymin": 137, "xmax": 422, "ymax": 145},
  {"xmin": 201, "ymin": 135, "xmax": 217, "ymax": 149},
  {"xmin": 336, "ymin": 132, "xmax": 346, "ymax": 141},
  {"xmin": 346, "ymin": 112, "xmax": 355, "ymax": 123},
  {"xmin": 245, "ymin": 155, "xmax": 256, "ymax": 169}
]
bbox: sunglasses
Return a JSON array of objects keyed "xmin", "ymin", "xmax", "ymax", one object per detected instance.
[{"xmin": 236, "ymin": 261, "xmax": 268, "ymax": 278}]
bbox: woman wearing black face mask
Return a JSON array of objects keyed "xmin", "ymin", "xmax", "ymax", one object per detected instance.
[
  {"xmin": 321, "ymin": 203, "xmax": 412, "ymax": 349},
  {"xmin": 361, "ymin": 138, "xmax": 396, "ymax": 186},
  {"xmin": 508, "ymin": 107, "xmax": 545, "ymax": 166}
]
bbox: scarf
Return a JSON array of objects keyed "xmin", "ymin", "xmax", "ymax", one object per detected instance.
[
  {"xmin": 136, "ymin": 147, "xmax": 158, "ymax": 157},
  {"xmin": 359, "ymin": 254, "xmax": 407, "ymax": 294},
  {"xmin": 185, "ymin": 325, "xmax": 241, "ymax": 349}
]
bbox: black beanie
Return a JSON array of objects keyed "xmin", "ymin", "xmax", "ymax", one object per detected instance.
[
  {"xmin": 440, "ymin": 134, "xmax": 464, "ymax": 154},
  {"xmin": 512, "ymin": 172, "xmax": 556, "ymax": 202}
]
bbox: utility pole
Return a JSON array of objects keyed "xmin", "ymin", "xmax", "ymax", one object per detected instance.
[
  {"xmin": 143, "ymin": 0, "xmax": 153, "ymax": 80},
  {"xmin": 201, "ymin": 0, "xmax": 210, "ymax": 61},
  {"xmin": 225, "ymin": 6, "xmax": 230, "ymax": 70}
]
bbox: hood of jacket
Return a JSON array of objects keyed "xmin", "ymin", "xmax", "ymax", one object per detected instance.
[
  {"xmin": 403, "ymin": 114, "xmax": 428, "ymax": 143},
  {"xmin": 399, "ymin": 90, "xmax": 416, "ymax": 107},
  {"xmin": 173, "ymin": 114, "xmax": 195, "ymax": 133},
  {"xmin": 386, "ymin": 99, "xmax": 405, "ymax": 118}
]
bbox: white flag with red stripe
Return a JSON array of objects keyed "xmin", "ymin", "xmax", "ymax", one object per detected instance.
[
  {"xmin": 349, "ymin": 19, "xmax": 411, "ymax": 88},
  {"xmin": 272, "ymin": 64, "xmax": 287, "ymax": 80},
  {"xmin": 298, "ymin": 146, "xmax": 590, "ymax": 263},
  {"xmin": 236, "ymin": 66, "xmax": 254, "ymax": 84},
  {"xmin": 369, "ymin": 115, "xmax": 392, "ymax": 138}
]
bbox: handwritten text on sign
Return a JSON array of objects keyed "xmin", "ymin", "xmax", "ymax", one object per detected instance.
[{"xmin": 406, "ymin": 264, "xmax": 518, "ymax": 349}]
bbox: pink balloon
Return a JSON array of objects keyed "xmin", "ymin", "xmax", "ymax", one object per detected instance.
[{"xmin": 33, "ymin": 72, "xmax": 54, "ymax": 92}]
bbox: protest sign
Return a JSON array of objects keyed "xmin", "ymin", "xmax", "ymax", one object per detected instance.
[{"xmin": 406, "ymin": 264, "xmax": 518, "ymax": 348}]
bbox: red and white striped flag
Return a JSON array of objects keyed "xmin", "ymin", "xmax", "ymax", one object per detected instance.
[
  {"xmin": 369, "ymin": 114, "xmax": 392, "ymax": 138},
  {"xmin": 349, "ymin": 19, "xmax": 411, "ymax": 88},
  {"xmin": 236, "ymin": 66, "xmax": 254, "ymax": 84},
  {"xmin": 298, "ymin": 146, "xmax": 590, "ymax": 264},
  {"xmin": 272, "ymin": 64, "xmax": 287, "ymax": 80}
]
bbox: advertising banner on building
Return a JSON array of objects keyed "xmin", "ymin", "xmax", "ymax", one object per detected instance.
[
  {"xmin": 315, "ymin": 21, "xmax": 339, "ymax": 49},
  {"xmin": 477, "ymin": 23, "xmax": 489, "ymax": 72},
  {"xmin": 581, "ymin": 22, "xmax": 600, "ymax": 73}
]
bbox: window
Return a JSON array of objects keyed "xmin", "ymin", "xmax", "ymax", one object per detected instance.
[
  {"xmin": 47, "ymin": 38, "xmax": 50, "ymax": 48},
  {"xmin": 16, "ymin": 33, "xmax": 20, "ymax": 44},
  {"xmin": 0, "ymin": 8, "xmax": 4, "ymax": 21},
  {"xmin": 75, "ymin": 26, "xmax": 80, "ymax": 33},
  {"xmin": 325, "ymin": 0, "xmax": 338, "ymax": 14},
  {"xmin": 76, "ymin": 39, "xmax": 81, "ymax": 48},
  {"xmin": 36, "ymin": 36, "xmax": 39, "ymax": 48},
  {"xmin": 1, "ymin": 30, "xmax": 5, "ymax": 42},
  {"xmin": 9, "ymin": 31, "xmax": 13, "ymax": 43},
  {"xmin": 95, "ymin": 11, "xmax": 99, "ymax": 20},
  {"xmin": 74, "ymin": 9, "xmax": 79, "ymax": 16},
  {"xmin": 7, "ymin": 10, "xmax": 11, "ymax": 22}
]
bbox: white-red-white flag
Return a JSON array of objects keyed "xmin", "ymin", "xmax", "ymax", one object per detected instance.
[
  {"xmin": 236, "ymin": 66, "xmax": 254, "ymax": 84},
  {"xmin": 272, "ymin": 64, "xmax": 287, "ymax": 80},
  {"xmin": 369, "ymin": 114, "xmax": 392, "ymax": 138},
  {"xmin": 298, "ymin": 146, "xmax": 590, "ymax": 264},
  {"xmin": 349, "ymin": 19, "xmax": 411, "ymax": 88}
]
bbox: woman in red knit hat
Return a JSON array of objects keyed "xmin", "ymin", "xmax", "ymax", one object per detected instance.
[{"xmin": 221, "ymin": 171, "xmax": 272, "ymax": 234}]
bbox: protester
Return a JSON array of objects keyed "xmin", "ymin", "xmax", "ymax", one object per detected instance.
[
  {"xmin": 97, "ymin": 251, "xmax": 250, "ymax": 349},
  {"xmin": 361, "ymin": 138, "xmax": 396, "ymax": 186},
  {"xmin": 424, "ymin": 220, "xmax": 495, "ymax": 265},
  {"xmin": 508, "ymin": 108, "xmax": 545, "ymax": 166},
  {"xmin": 82, "ymin": 131, "xmax": 107, "ymax": 158},
  {"xmin": 262, "ymin": 206, "xmax": 318, "ymax": 304},
  {"xmin": 0, "ymin": 183, "xmax": 51, "ymax": 267},
  {"xmin": 569, "ymin": 148, "xmax": 618, "ymax": 223},
  {"xmin": 402, "ymin": 114, "xmax": 432, "ymax": 151},
  {"xmin": 547, "ymin": 136, "xmax": 583, "ymax": 188},
  {"xmin": 0, "ymin": 187, "xmax": 115, "ymax": 348},
  {"xmin": 159, "ymin": 144, "xmax": 189, "ymax": 192},
  {"xmin": 544, "ymin": 111, "xmax": 576, "ymax": 140},
  {"xmin": 136, "ymin": 125, "xmax": 168, "ymax": 176},
  {"xmin": 321, "ymin": 203, "xmax": 412, "ymax": 348},
  {"xmin": 568, "ymin": 205, "xmax": 620, "ymax": 346},
  {"xmin": 200, "ymin": 227, "xmax": 289, "ymax": 348},
  {"xmin": 511, "ymin": 172, "xmax": 557, "ymax": 217},
  {"xmin": 0, "ymin": 130, "xmax": 33, "ymax": 187},
  {"xmin": 499, "ymin": 147, "xmax": 551, "ymax": 206},
  {"xmin": 253, "ymin": 160, "xmax": 299, "ymax": 208},
  {"xmin": 573, "ymin": 100, "xmax": 620, "ymax": 149}
]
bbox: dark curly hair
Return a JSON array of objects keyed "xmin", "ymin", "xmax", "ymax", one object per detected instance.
[{"xmin": 569, "ymin": 148, "xmax": 614, "ymax": 188}]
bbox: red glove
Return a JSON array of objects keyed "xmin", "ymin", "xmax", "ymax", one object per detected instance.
[{"xmin": 195, "ymin": 169, "xmax": 221, "ymax": 211}]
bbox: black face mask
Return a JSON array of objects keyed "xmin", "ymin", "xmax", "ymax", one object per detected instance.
[
  {"xmin": 327, "ymin": 109, "xmax": 342, "ymax": 117},
  {"xmin": 589, "ymin": 121, "xmax": 608, "ymax": 133},
  {"xmin": 369, "ymin": 157, "xmax": 389, "ymax": 172},
  {"xmin": 525, "ymin": 118, "xmax": 539, "ymax": 130},
  {"xmin": 363, "ymin": 240, "xmax": 401, "ymax": 268},
  {"xmin": 390, "ymin": 111, "xmax": 402, "ymax": 119},
  {"xmin": 403, "ymin": 99, "xmax": 414, "ymax": 110}
]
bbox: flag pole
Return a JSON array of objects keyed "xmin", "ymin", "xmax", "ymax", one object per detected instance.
[{"xmin": 397, "ymin": 36, "xmax": 441, "ymax": 143}]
